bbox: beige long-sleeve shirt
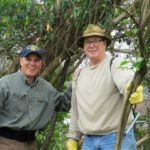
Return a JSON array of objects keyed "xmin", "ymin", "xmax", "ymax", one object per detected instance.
[{"xmin": 68, "ymin": 55, "xmax": 134, "ymax": 140}]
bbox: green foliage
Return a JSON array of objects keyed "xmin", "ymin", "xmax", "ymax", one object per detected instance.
[
  {"xmin": 0, "ymin": 0, "xmax": 150, "ymax": 149},
  {"xmin": 119, "ymin": 57, "xmax": 146, "ymax": 72},
  {"xmin": 135, "ymin": 110, "xmax": 150, "ymax": 150},
  {"xmin": 0, "ymin": 0, "xmax": 115, "ymax": 57},
  {"xmin": 119, "ymin": 60, "xmax": 130, "ymax": 69},
  {"xmin": 114, "ymin": 8, "xmax": 120, "ymax": 16},
  {"xmin": 36, "ymin": 112, "xmax": 70, "ymax": 150},
  {"xmin": 145, "ymin": 25, "xmax": 150, "ymax": 53},
  {"xmin": 120, "ymin": 19, "xmax": 129, "ymax": 25},
  {"xmin": 0, "ymin": 0, "xmax": 46, "ymax": 56},
  {"xmin": 133, "ymin": 57, "xmax": 145, "ymax": 72}
]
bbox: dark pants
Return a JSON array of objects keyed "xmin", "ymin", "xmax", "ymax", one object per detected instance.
[{"xmin": 0, "ymin": 136, "xmax": 36, "ymax": 150}]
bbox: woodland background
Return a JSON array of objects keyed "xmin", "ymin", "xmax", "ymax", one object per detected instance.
[{"xmin": 0, "ymin": 0, "xmax": 150, "ymax": 149}]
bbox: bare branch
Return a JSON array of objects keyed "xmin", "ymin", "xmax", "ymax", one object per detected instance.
[
  {"xmin": 112, "ymin": 0, "xmax": 140, "ymax": 25},
  {"xmin": 113, "ymin": 48, "xmax": 134, "ymax": 54},
  {"xmin": 140, "ymin": 0, "xmax": 150, "ymax": 31},
  {"xmin": 136, "ymin": 134, "xmax": 150, "ymax": 147}
]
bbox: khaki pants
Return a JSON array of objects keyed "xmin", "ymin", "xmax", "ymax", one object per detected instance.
[{"xmin": 0, "ymin": 136, "xmax": 36, "ymax": 150}]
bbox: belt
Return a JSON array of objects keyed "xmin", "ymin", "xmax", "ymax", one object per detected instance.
[{"xmin": 0, "ymin": 127, "xmax": 36, "ymax": 142}]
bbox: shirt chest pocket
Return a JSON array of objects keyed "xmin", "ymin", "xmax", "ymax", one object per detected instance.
[
  {"xmin": 36, "ymin": 95, "xmax": 48, "ymax": 102},
  {"xmin": 7, "ymin": 92, "xmax": 27, "ymax": 115},
  {"xmin": 27, "ymin": 94, "xmax": 48, "ymax": 107},
  {"xmin": 34, "ymin": 95, "xmax": 49, "ymax": 111}
]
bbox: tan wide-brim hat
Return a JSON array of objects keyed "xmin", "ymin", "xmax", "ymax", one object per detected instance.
[{"xmin": 77, "ymin": 24, "xmax": 111, "ymax": 48}]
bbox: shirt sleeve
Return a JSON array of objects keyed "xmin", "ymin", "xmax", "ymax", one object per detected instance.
[
  {"xmin": 0, "ymin": 79, "xmax": 6, "ymax": 112},
  {"xmin": 67, "ymin": 82, "xmax": 82, "ymax": 140},
  {"xmin": 53, "ymin": 84, "xmax": 72, "ymax": 112},
  {"xmin": 111, "ymin": 57, "xmax": 134, "ymax": 95}
]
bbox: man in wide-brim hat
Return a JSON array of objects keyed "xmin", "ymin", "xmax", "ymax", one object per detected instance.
[
  {"xmin": 77, "ymin": 24, "xmax": 111, "ymax": 48},
  {"xmin": 76, "ymin": 24, "xmax": 111, "ymax": 66},
  {"xmin": 66, "ymin": 24, "xmax": 143, "ymax": 150}
]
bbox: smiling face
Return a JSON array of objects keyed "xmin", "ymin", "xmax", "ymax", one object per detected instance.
[
  {"xmin": 20, "ymin": 53, "xmax": 43, "ymax": 81},
  {"xmin": 83, "ymin": 36, "xmax": 107, "ymax": 66}
]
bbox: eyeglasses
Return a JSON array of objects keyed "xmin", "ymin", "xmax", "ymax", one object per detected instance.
[{"xmin": 84, "ymin": 39, "xmax": 103, "ymax": 47}]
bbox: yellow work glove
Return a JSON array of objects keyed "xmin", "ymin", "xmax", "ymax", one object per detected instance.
[
  {"xmin": 66, "ymin": 139, "xmax": 78, "ymax": 150},
  {"xmin": 126, "ymin": 83, "xmax": 144, "ymax": 104}
]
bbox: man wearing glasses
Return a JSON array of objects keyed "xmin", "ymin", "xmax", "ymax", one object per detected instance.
[{"xmin": 66, "ymin": 24, "xmax": 143, "ymax": 150}]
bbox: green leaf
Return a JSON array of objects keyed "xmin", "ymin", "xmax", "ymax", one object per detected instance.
[
  {"xmin": 133, "ymin": 57, "xmax": 145, "ymax": 72},
  {"xmin": 118, "ymin": 60, "xmax": 129, "ymax": 69},
  {"xmin": 120, "ymin": 19, "xmax": 129, "ymax": 25}
]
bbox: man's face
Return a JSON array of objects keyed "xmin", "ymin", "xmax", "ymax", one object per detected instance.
[
  {"xmin": 20, "ymin": 53, "xmax": 42, "ymax": 79},
  {"xmin": 83, "ymin": 36, "xmax": 106, "ymax": 62}
]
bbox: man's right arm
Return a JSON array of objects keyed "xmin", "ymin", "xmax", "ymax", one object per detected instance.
[
  {"xmin": 0, "ymin": 79, "xmax": 6, "ymax": 112},
  {"xmin": 66, "ymin": 82, "xmax": 82, "ymax": 150}
]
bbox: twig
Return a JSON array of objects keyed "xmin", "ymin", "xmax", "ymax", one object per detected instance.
[{"xmin": 136, "ymin": 134, "xmax": 150, "ymax": 147}]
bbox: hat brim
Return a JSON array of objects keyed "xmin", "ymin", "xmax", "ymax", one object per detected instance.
[{"xmin": 77, "ymin": 35, "xmax": 111, "ymax": 48}]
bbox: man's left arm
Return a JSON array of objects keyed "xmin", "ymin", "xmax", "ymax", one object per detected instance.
[
  {"xmin": 54, "ymin": 84, "xmax": 72, "ymax": 112},
  {"xmin": 111, "ymin": 58, "xmax": 144, "ymax": 104}
]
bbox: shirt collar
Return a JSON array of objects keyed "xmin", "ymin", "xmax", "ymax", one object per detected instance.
[{"xmin": 17, "ymin": 70, "xmax": 39, "ymax": 87}]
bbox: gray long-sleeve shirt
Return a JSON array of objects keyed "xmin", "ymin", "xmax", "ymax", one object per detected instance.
[{"xmin": 0, "ymin": 70, "xmax": 71, "ymax": 130}]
